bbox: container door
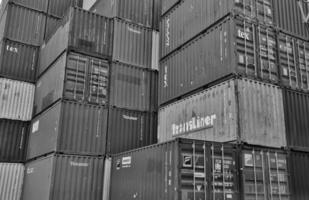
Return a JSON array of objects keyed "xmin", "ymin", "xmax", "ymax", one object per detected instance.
[
  {"xmin": 180, "ymin": 141, "xmax": 207, "ymax": 200},
  {"xmin": 257, "ymin": 25, "xmax": 278, "ymax": 82},
  {"xmin": 210, "ymin": 144, "xmax": 238, "ymax": 200},
  {"xmin": 65, "ymin": 53, "xmax": 88, "ymax": 102},
  {"xmin": 266, "ymin": 152, "xmax": 290, "ymax": 200},
  {"xmin": 295, "ymin": 40, "xmax": 309, "ymax": 91},
  {"xmin": 256, "ymin": 0, "xmax": 273, "ymax": 25},
  {"xmin": 235, "ymin": 17, "xmax": 257, "ymax": 78},
  {"xmin": 278, "ymin": 34, "xmax": 298, "ymax": 89},
  {"xmin": 87, "ymin": 57, "xmax": 109, "ymax": 104},
  {"xmin": 242, "ymin": 150, "xmax": 268, "ymax": 200}
]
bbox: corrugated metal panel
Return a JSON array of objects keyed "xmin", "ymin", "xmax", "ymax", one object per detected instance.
[
  {"xmin": 35, "ymin": 52, "xmax": 109, "ymax": 115},
  {"xmin": 112, "ymin": 18, "xmax": 154, "ymax": 69},
  {"xmin": 160, "ymin": 0, "xmax": 275, "ymax": 58},
  {"xmin": 28, "ymin": 100, "xmax": 107, "ymax": 159},
  {"xmin": 0, "ymin": 0, "xmax": 48, "ymax": 13},
  {"xmin": 102, "ymin": 157, "xmax": 111, "ymax": 200},
  {"xmin": 91, "ymin": 0, "xmax": 153, "ymax": 28},
  {"xmin": 152, "ymin": 0, "xmax": 161, "ymax": 30},
  {"xmin": 110, "ymin": 139, "xmax": 238, "ymax": 200},
  {"xmin": 23, "ymin": 154, "xmax": 104, "ymax": 200},
  {"xmin": 158, "ymin": 78, "xmax": 286, "ymax": 148},
  {"xmin": 0, "ymin": 163, "xmax": 24, "ymax": 200},
  {"xmin": 296, "ymin": 39, "xmax": 309, "ymax": 92},
  {"xmin": 283, "ymin": 89, "xmax": 309, "ymax": 150},
  {"xmin": 0, "ymin": 39, "xmax": 38, "ymax": 82},
  {"xmin": 107, "ymin": 107, "xmax": 157, "ymax": 154},
  {"xmin": 0, "ymin": 120, "xmax": 29, "ymax": 162},
  {"xmin": 109, "ymin": 62, "xmax": 157, "ymax": 111},
  {"xmin": 289, "ymin": 151, "xmax": 309, "ymax": 200},
  {"xmin": 159, "ymin": 16, "xmax": 278, "ymax": 105},
  {"xmin": 48, "ymin": 0, "xmax": 83, "ymax": 17},
  {"xmin": 44, "ymin": 15, "xmax": 61, "ymax": 41},
  {"xmin": 161, "ymin": 0, "xmax": 179, "ymax": 15},
  {"xmin": 0, "ymin": 78, "xmax": 35, "ymax": 121},
  {"xmin": 273, "ymin": 0, "xmax": 309, "ymax": 39},
  {"xmin": 1, "ymin": 4, "xmax": 46, "ymax": 46},
  {"xmin": 39, "ymin": 7, "xmax": 112, "ymax": 77},
  {"xmin": 241, "ymin": 147, "xmax": 290, "ymax": 200}
]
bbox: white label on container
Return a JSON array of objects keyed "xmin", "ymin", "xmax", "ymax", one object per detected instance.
[
  {"xmin": 27, "ymin": 168, "xmax": 34, "ymax": 174},
  {"xmin": 244, "ymin": 153, "xmax": 253, "ymax": 167},
  {"xmin": 127, "ymin": 27, "xmax": 141, "ymax": 34},
  {"xmin": 122, "ymin": 156, "xmax": 131, "ymax": 168},
  {"xmin": 32, "ymin": 121, "xmax": 39, "ymax": 133},
  {"xmin": 227, "ymin": 194, "xmax": 233, "ymax": 199},
  {"xmin": 123, "ymin": 115, "xmax": 138, "ymax": 121},
  {"xmin": 70, "ymin": 161, "xmax": 89, "ymax": 167}
]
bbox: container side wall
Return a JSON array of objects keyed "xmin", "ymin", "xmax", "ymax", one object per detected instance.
[
  {"xmin": 0, "ymin": 39, "xmax": 38, "ymax": 82},
  {"xmin": 0, "ymin": 78, "xmax": 35, "ymax": 121},
  {"xmin": 107, "ymin": 108, "xmax": 157, "ymax": 154},
  {"xmin": 112, "ymin": 19, "xmax": 153, "ymax": 68},
  {"xmin": 11, "ymin": 0, "xmax": 48, "ymax": 12},
  {"xmin": 238, "ymin": 79, "xmax": 286, "ymax": 148},
  {"xmin": 283, "ymin": 89, "xmax": 309, "ymax": 149},
  {"xmin": 48, "ymin": 0, "xmax": 83, "ymax": 18},
  {"xmin": 51, "ymin": 155, "xmax": 104, "ymax": 200},
  {"xmin": 0, "ymin": 163, "xmax": 24, "ymax": 200},
  {"xmin": 158, "ymin": 79, "xmax": 238, "ymax": 143},
  {"xmin": 44, "ymin": 15, "xmax": 61, "ymax": 41},
  {"xmin": 0, "ymin": 120, "xmax": 29, "ymax": 162}
]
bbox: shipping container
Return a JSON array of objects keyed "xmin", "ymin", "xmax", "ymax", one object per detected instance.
[
  {"xmin": 0, "ymin": 39, "xmax": 38, "ymax": 82},
  {"xmin": 283, "ymin": 89, "xmax": 309, "ymax": 151},
  {"xmin": 0, "ymin": 4, "xmax": 46, "ymax": 46},
  {"xmin": 109, "ymin": 139, "xmax": 240, "ymax": 200},
  {"xmin": 158, "ymin": 78, "xmax": 286, "ymax": 148},
  {"xmin": 28, "ymin": 100, "xmax": 107, "ymax": 159},
  {"xmin": 0, "ymin": 120, "xmax": 29, "ymax": 162},
  {"xmin": 0, "ymin": 0, "xmax": 48, "ymax": 15},
  {"xmin": 273, "ymin": 0, "xmax": 309, "ymax": 39},
  {"xmin": 0, "ymin": 78, "xmax": 34, "ymax": 121},
  {"xmin": 44, "ymin": 15, "xmax": 61, "ymax": 41},
  {"xmin": 39, "ymin": 7, "xmax": 113, "ymax": 76},
  {"xmin": 160, "ymin": 0, "xmax": 274, "ymax": 57},
  {"xmin": 278, "ymin": 33, "xmax": 309, "ymax": 92},
  {"xmin": 109, "ymin": 62, "xmax": 158, "ymax": 111},
  {"xmin": 240, "ymin": 146, "xmax": 290, "ymax": 200},
  {"xmin": 112, "ymin": 19, "xmax": 159, "ymax": 69},
  {"xmin": 0, "ymin": 163, "xmax": 24, "ymax": 200},
  {"xmin": 159, "ymin": 15, "xmax": 278, "ymax": 105},
  {"xmin": 23, "ymin": 154, "xmax": 104, "ymax": 200},
  {"xmin": 289, "ymin": 151, "xmax": 309, "ymax": 200},
  {"xmin": 34, "ymin": 51, "xmax": 109, "ymax": 115},
  {"xmin": 48, "ymin": 0, "xmax": 83, "ymax": 18},
  {"xmin": 90, "ymin": 0, "xmax": 153, "ymax": 28},
  {"xmin": 107, "ymin": 107, "xmax": 157, "ymax": 154}
]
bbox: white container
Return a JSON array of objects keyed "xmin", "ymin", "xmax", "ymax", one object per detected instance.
[
  {"xmin": 0, "ymin": 78, "xmax": 35, "ymax": 121},
  {"xmin": 0, "ymin": 163, "xmax": 24, "ymax": 200}
]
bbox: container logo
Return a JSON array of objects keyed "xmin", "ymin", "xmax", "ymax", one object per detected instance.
[
  {"xmin": 6, "ymin": 45, "xmax": 18, "ymax": 53},
  {"xmin": 237, "ymin": 29, "xmax": 251, "ymax": 40},
  {"xmin": 165, "ymin": 18, "xmax": 170, "ymax": 47},
  {"xmin": 163, "ymin": 65, "xmax": 168, "ymax": 88},
  {"xmin": 123, "ymin": 115, "xmax": 138, "ymax": 121},
  {"xmin": 298, "ymin": 0, "xmax": 309, "ymax": 23},
  {"xmin": 127, "ymin": 27, "xmax": 141, "ymax": 34},
  {"xmin": 70, "ymin": 161, "xmax": 89, "ymax": 167},
  {"xmin": 27, "ymin": 168, "xmax": 34, "ymax": 174},
  {"xmin": 172, "ymin": 114, "xmax": 216, "ymax": 136}
]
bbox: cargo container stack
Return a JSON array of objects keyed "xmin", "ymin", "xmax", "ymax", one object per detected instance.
[
  {"xmin": 103, "ymin": 0, "xmax": 309, "ymax": 199},
  {"xmin": 21, "ymin": 0, "xmax": 160, "ymax": 199}
]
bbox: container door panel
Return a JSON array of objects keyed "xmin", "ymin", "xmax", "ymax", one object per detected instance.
[{"xmin": 296, "ymin": 41, "xmax": 309, "ymax": 91}]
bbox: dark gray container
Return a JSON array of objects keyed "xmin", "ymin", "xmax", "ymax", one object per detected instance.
[
  {"xmin": 0, "ymin": 0, "xmax": 48, "ymax": 17},
  {"xmin": 289, "ymin": 151, "xmax": 309, "ymax": 200},
  {"xmin": 39, "ymin": 7, "xmax": 113, "ymax": 76},
  {"xmin": 160, "ymin": 0, "xmax": 274, "ymax": 57},
  {"xmin": 159, "ymin": 15, "xmax": 279, "ymax": 105},
  {"xmin": 273, "ymin": 0, "xmax": 309, "ymax": 39},
  {"xmin": 278, "ymin": 33, "xmax": 309, "ymax": 92},
  {"xmin": 34, "ymin": 51, "xmax": 109, "ymax": 116},
  {"xmin": 0, "ymin": 4, "xmax": 46, "ymax": 46},
  {"xmin": 27, "ymin": 100, "xmax": 107, "ymax": 160},
  {"xmin": 109, "ymin": 139, "xmax": 239, "ymax": 200},
  {"xmin": 0, "ymin": 39, "xmax": 38, "ymax": 82},
  {"xmin": 0, "ymin": 119, "xmax": 29, "ymax": 163},
  {"xmin": 283, "ymin": 89, "xmax": 309, "ymax": 151},
  {"xmin": 90, "ymin": 0, "xmax": 154, "ymax": 28},
  {"xmin": 109, "ymin": 62, "xmax": 158, "ymax": 112},
  {"xmin": 107, "ymin": 107, "xmax": 157, "ymax": 154},
  {"xmin": 48, "ymin": 0, "xmax": 83, "ymax": 18},
  {"xmin": 23, "ymin": 154, "xmax": 104, "ymax": 200}
]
